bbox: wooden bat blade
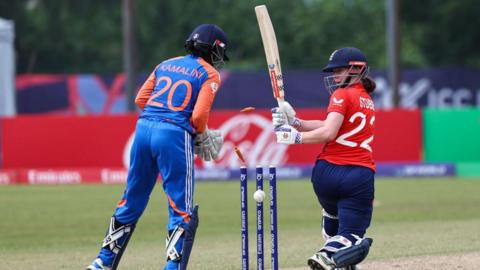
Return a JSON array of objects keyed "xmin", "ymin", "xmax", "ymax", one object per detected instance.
[{"xmin": 255, "ymin": 5, "xmax": 285, "ymax": 105}]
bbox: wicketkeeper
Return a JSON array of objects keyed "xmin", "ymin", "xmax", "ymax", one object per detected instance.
[{"xmin": 86, "ymin": 24, "xmax": 229, "ymax": 270}]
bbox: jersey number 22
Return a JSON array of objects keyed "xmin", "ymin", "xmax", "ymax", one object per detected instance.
[{"xmin": 336, "ymin": 112, "xmax": 374, "ymax": 152}]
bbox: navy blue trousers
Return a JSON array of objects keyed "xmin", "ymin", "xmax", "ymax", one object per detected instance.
[{"xmin": 311, "ymin": 159, "xmax": 375, "ymax": 240}]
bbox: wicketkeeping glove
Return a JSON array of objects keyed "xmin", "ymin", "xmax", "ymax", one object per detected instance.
[
  {"xmin": 274, "ymin": 124, "xmax": 302, "ymax": 144},
  {"xmin": 194, "ymin": 129, "xmax": 224, "ymax": 161}
]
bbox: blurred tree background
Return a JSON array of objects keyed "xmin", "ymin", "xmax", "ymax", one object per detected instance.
[{"xmin": 1, "ymin": 0, "xmax": 479, "ymax": 74}]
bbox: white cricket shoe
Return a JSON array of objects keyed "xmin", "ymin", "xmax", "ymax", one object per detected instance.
[
  {"xmin": 86, "ymin": 258, "xmax": 112, "ymax": 270},
  {"xmin": 308, "ymin": 251, "xmax": 335, "ymax": 270}
]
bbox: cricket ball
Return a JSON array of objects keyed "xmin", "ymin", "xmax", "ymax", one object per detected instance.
[{"xmin": 253, "ymin": 189, "xmax": 266, "ymax": 202}]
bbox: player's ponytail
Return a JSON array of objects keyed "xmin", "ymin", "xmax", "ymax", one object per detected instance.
[{"xmin": 361, "ymin": 76, "xmax": 376, "ymax": 93}]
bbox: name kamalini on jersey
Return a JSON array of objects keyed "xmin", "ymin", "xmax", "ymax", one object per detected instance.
[{"xmin": 318, "ymin": 83, "xmax": 376, "ymax": 171}]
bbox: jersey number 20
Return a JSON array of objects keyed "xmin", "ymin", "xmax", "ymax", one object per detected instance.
[
  {"xmin": 336, "ymin": 112, "xmax": 375, "ymax": 152},
  {"xmin": 147, "ymin": 76, "xmax": 192, "ymax": 111}
]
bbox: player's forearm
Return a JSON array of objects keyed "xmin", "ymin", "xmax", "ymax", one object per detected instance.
[
  {"xmin": 191, "ymin": 110, "xmax": 209, "ymax": 133},
  {"xmin": 300, "ymin": 112, "xmax": 343, "ymax": 144},
  {"xmin": 297, "ymin": 119, "xmax": 325, "ymax": 132},
  {"xmin": 191, "ymin": 92, "xmax": 215, "ymax": 133},
  {"xmin": 300, "ymin": 126, "xmax": 336, "ymax": 144}
]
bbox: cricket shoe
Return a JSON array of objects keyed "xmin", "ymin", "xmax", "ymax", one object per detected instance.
[
  {"xmin": 308, "ymin": 251, "xmax": 335, "ymax": 270},
  {"xmin": 86, "ymin": 258, "xmax": 112, "ymax": 270},
  {"xmin": 332, "ymin": 264, "xmax": 360, "ymax": 270}
]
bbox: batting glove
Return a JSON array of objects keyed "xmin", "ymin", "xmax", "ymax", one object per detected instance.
[
  {"xmin": 274, "ymin": 124, "xmax": 302, "ymax": 144},
  {"xmin": 271, "ymin": 107, "xmax": 287, "ymax": 127},
  {"xmin": 272, "ymin": 101, "xmax": 301, "ymax": 127}
]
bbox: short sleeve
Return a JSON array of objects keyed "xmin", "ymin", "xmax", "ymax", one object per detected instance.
[{"xmin": 327, "ymin": 89, "xmax": 348, "ymax": 115}]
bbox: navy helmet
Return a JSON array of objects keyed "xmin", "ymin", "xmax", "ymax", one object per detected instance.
[
  {"xmin": 322, "ymin": 47, "xmax": 367, "ymax": 72},
  {"xmin": 185, "ymin": 24, "xmax": 229, "ymax": 69},
  {"xmin": 323, "ymin": 47, "xmax": 369, "ymax": 93}
]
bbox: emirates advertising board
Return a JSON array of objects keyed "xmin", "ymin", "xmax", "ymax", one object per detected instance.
[{"xmin": 1, "ymin": 109, "xmax": 454, "ymax": 184}]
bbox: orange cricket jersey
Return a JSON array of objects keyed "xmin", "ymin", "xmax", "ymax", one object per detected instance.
[{"xmin": 317, "ymin": 83, "xmax": 376, "ymax": 171}]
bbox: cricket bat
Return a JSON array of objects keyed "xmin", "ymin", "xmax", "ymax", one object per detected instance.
[{"xmin": 255, "ymin": 5, "xmax": 285, "ymax": 107}]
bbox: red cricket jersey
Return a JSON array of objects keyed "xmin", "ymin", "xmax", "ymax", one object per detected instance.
[{"xmin": 317, "ymin": 83, "xmax": 376, "ymax": 171}]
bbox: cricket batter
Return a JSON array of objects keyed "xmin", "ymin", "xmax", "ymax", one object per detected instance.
[
  {"xmin": 273, "ymin": 47, "xmax": 376, "ymax": 270},
  {"xmin": 86, "ymin": 24, "xmax": 229, "ymax": 270}
]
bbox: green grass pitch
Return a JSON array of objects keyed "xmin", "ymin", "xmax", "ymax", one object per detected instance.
[{"xmin": 1, "ymin": 178, "xmax": 480, "ymax": 269}]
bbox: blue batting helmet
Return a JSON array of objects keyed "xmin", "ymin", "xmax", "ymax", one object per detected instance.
[
  {"xmin": 185, "ymin": 24, "xmax": 229, "ymax": 68},
  {"xmin": 323, "ymin": 47, "xmax": 369, "ymax": 93},
  {"xmin": 322, "ymin": 47, "xmax": 367, "ymax": 72}
]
